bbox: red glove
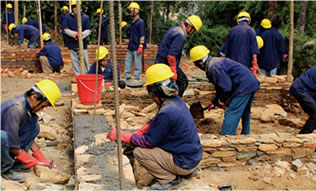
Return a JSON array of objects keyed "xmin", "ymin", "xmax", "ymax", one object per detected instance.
[
  {"xmin": 104, "ymin": 82, "xmax": 112, "ymax": 86},
  {"xmin": 217, "ymin": 100, "xmax": 226, "ymax": 109},
  {"xmin": 135, "ymin": 123, "xmax": 150, "ymax": 135},
  {"xmin": 167, "ymin": 55, "xmax": 178, "ymax": 81},
  {"xmin": 15, "ymin": 150, "xmax": 38, "ymax": 168},
  {"xmin": 250, "ymin": 59, "xmax": 258, "ymax": 76},
  {"xmin": 282, "ymin": 54, "xmax": 288, "ymax": 62},
  {"xmin": 5, "ymin": 24, "xmax": 7, "ymax": 32},
  {"xmin": 208, "ymin": 101, "xmax": 216, "ymax": 111},
  {"xmin": 137, "ymin": 45, "xmax": 143, "ymax": 55},
  {"xmin": 107, "ymin": 128, "xmax": 133, "ymax": 144},
  {"xmin": 32, "ymin": 149, "xmax": 56, "ymax": 168},
  {"xmin": 75, "ymin": 32, "xmax": 79, "ymax": 41}
]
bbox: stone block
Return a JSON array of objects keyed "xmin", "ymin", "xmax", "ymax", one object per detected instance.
[
  {"xmin": 267, "ymin": 148, "xmax": 291, "ymax": 156},
  {"xmin": 75, "ymin": 145, "xmax": 89, "ymax": 155},
  {"xmin": 94, "ymin": 133, "xmax": 110, "ymax": 146},
  {"xmin": 282, "ymin": 142, "xmax": 301, "ymax": 148},
  {"xmin": 34, "ymin": 166, "xmax": 70, "ymax": 184},
  {"xmin": 201, "ymin": 139, "xmax": 222, "ymax": 147},
  {"xmin": 212, "ymin": 151, "xmax": 235, "ymax": 158},
  {"xmin": 199, "ymin": 158, "xmax": 221, "ymax": 168},
  {"xmin": 240, "ymin": 137, "xmax": 257, "ymax": 144},
  {"xmin": 236, "ymin": 152, "xmax": 256, "ymax": 161},
  {"xmin": 79, "ymin": 175, "xmax": 102, "ymax": 182},
  {"xmin": 38, "ymin": 124, "xmax": 57, "ymax": 141},
  {"xmin": 304, "ymin": 142, "xmax": 316, "ymax": 148},
  {"xmin": 258, "ymin": 144, "xmax": 278, "ymax": 152}
]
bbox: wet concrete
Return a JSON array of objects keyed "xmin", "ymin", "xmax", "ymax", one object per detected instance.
[{"xmin": 73, "ymin": 115, "xmax": 133, "ymax": 190}]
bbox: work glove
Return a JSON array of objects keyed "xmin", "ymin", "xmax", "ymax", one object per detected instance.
[
  {"xmin": 208, "ymin": 97, "xmax": 218, "ymax": 111},
  {"xmin": 282, "ymin": 54, "xmax": 288, "ymax": 62},
  {"xmin": 18, "ymin": 40, "xmax": 23, "ymax": 46},
  {"xmin": 4, "ymin": 24, "xmax": 7, "ymax": 32},
  {"xmin": 250, "ymin": 59, "xmax": 258, "ymax": 76},
  {"xmin": 135, "ymin": 123, "xmax": 150, "ymax": 135},
  {"xmin": 15, "ymin": 150, "xmax": 38, "ymax": 168},
  {"xmin": 75, "ymin": 32, "xmax": 79, "ymax": 41},
  {"xmin": 104, "ymin": 82, "xmax": 112, "ymax": 86},
  {"xmin": 107, "ymin": 128, "xmax": 133, "ymax": 145},
  {"xmin": 167, "ymin": 55, "xmax": 178, "ymax": 81},
  {"xmin": 217, "ymin": 100, "xmax": 226, "ymax": 110},
  {"xmin": 32, "ymin": 149, "xmax": 56, "ymax": 168},
  {"xmin": 137, "ymin": 45, "xmax": 143, "ymax": 55}
]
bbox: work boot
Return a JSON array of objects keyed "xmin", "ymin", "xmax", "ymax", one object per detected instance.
[
  {"xmin": 150, "ymin": 176, "xmax": 182, "ymax": 190},
  {"xmin": 2, "ymin": 169, "xmax": 25, "ymax": 183},
  {"xmin": 182, "ymin": 168, "xmax": 199, "ymax": 179},
  {"xmin": 12, "ymin": 162, "xmax": 31, "ymax": 172}
]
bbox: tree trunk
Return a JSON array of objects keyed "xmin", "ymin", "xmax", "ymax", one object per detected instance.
[
  {"xmin": 267, "ymin": 0, "xmax": 278, "ymax": 20},
  {"xmin": 296, "ymin": 1, "xmax": 308, "ymax": 35},
  {"xmin": 54, "ymin": 0, "xmax": 58, "ymax": 38},
  {"xmin": 147, "ymin": 0, "xmax": 153, "ymax": 44},
  {"xmin": 37, "ymin": 0, "xmax": 43, "ymax": 48}
]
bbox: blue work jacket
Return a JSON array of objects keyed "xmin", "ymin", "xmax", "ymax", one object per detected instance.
[
  {"xmin": 36, "ymin": 43, "xmax": 64, "ymax": 71},
  {"xmin": 3, "ymin": 11, "xmax": 14, "ymax": 25},
  {"xmin": 15, "ymin": 25, "xmax": 40, "ymax": 44},
  {"xmin": 88, "ymin": 61, "xmax": 120, "ymax": 82},
  {"xmin": 144, "ymin": 96, "xmax": 203, "ymax": 170},
  {"xmin": 258, "ymin": 27, "xmax": 286, "ymax": 70},
  {"xmin": 206, "ymin": 57, "xmax": 260, "ymax": 99},
  {"xmin": 62, "ymin": 12, "xmax": 91, "ymax": 49},
  {"xmin": 128, "ymin": 17, "xmax": 146, "ymax": 51},
  {"xmin": 59, "ymin": 13, "xmax": 67, "ymax": 31},
  {"xmin": 96, "ymin": 15, "xmax": 108, "ymax": 40},
  {"xmin": 1, "ymin": 94, "xmax": 39, "ymax": 149},
  {"xmin": 222, "ymin": 21, "xmax": 259, "ymax": 68},
  {"xmin": 289, "ymin": 67, "xmax": 316, "ymax": 103},
  {"xmin": 155, "ymin": 23, "xmax": 187, "ymax": 71},
  {"xmin": 26, "ymin": 19, "xmax": 46, "ymax": 33}
]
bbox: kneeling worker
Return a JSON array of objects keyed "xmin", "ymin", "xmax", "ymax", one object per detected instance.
[
  {"xmin": 107, "ymin": 64, "xmax": 202, "ymax": 190},
  {"xmin": 88, "ymin": 46, "xmax": 126, "ymax": 89},
  {"xmin": 36, "ymin": 33, "xmax": 64, "ymax": 73},
  {"xmin": 1, "ymin": 80, "xmax": 60, "ymax": 183}
]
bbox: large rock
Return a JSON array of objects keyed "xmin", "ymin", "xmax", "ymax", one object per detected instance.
[
  {"xmin": 258, "ymin": 144, "xmax": 278, "ymax": 152},
  {"xmin": 38, "ymin": 124, "xmax": 57, "ymax": 141},
  {"xmin": 278, "ymin": 118, "xmax": 305, "ymax": 128},
  {"xmin": 34, "ymin": 166, "xmax": 70, "ymax": 184},
  {"xmin": 2, "ymin": 179, "xmax": 27, "ymax": 190}
]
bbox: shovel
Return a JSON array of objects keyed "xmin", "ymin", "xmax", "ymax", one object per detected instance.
[{"xmin": 190, "ymin": 101, "xmax": 211, "ymax": 119}]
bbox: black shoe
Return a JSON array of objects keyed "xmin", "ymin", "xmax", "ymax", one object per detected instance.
[
  {"xmin": 182, "ymin": 168, "xmax": 198, "ymax": 179},
  {"xmin": 12, "ymin": 162, "xmax": 31, "ymax": 172},
  {"xmin": 2, "ymin": 169, "xmax": 25, "ymax": 183},
  {"xmin": 150, "ymin": 176, "xmax": 182, "ymax": 190}
]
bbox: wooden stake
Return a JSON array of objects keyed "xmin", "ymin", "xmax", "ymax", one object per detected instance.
[
  {"xmin": 76, "ymin": 1, "xmax": 85, "ymax": 75},
  {"xmin": 288, "ymin": 0, "xmax": 294, "ymax": 82}
]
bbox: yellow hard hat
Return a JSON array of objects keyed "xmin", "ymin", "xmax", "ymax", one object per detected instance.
[
  {"xmin": 71, "ymin": 0, "xmax": 81, "ymax": 6},
  {"xmin": 8, "ymin": 23, "xmax": 16, "ymax": 31},
  {"xmin": 42, "ymin": 33, "xmax": 51, "ymax": 41},
  {"xmin": 22, "ymin": 17, "xmax": 28, "ymax": 24},
  {"xmin": 145, "ymin": 64, "xmax": 174, "ymax": 86},
  {"xmin": 36, "ymin": 80, "xmax": 61, "ymax": 109},
  {"xmin": 121, "ymin": 21, "xmax": 127, "ymax": 29},
  {"xmin": 256, "ymin": 36, "xmax": 264, "ymax": 49},
  {"xmin": 6, "ymin": 3, "xmax": 12, "ymax": 9},
  {"xmin": 128, "ymin": 2, "xmax": 140, "ymax": 10},
  {"xmin": 188, "ymin": 15, "xmax": 202, "ymax": 31},
  {"xmin": 260, "ymin": 18, "xmax": 271, "ymax": 29},
  {"xmin": 190, "ymin": 45, "xmax": 210, "ymax": 62},
  {"xmin": 96, "ymin": 46, "xmax": 108, "ymax": 60},
  {"xmin": 96, "ymin": 8, "xmax": 103, "ymax": 14},
  {"xmin": 62, "ymin": 6, "xmax": 69, "ymax": 11},
  {"xmin": 237, "ymin": 11, "xmax": 251, "ymax": 24}
]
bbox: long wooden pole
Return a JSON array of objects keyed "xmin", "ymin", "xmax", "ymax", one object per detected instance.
[
  {"xmin": 37, "ymin": 0, "xmax": 43, "ymax": 48},
  {"xmin": 76, "ymin": 1, "xmax": 85, "ymax": 74},
  {"xmin": 23, "ymin": 5, "xmax": 26, "ymax": 18},
  {"xmin": 288, "ymin": 0, "xmax": 294, "ymax": 82},
  {"xmin": 118, "ymin": 0, "xmax": 122, "ymax": 43},
  {"xmin": 14, "ymin": 0, "xmax": 18, "ymax": 25},
  {"xmin": 54, "ymin": 1, "xmax": 58, "ymax": 38},
  {"xmin": 5, "ymin": 0, "xmax": 9, "ymax": 44}
]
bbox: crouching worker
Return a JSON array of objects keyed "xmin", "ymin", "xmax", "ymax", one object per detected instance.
[
  {"xmin": 107, "ymin": 64, "xmax": 202, "ymax": 190},
  {"xmin": 190, "ymin": 45, "xmax": 260, "ymax": 135},
  {"xmin": 36, "ymin": 33, "xmax": 64, "ymax": 73},
  {"xmin": 88, "ymin": 46, "xmax": 126, "ymax": 89},
  {"xmin": 1, "ymin": 80, "xmax": 60, "ymax": 183}
]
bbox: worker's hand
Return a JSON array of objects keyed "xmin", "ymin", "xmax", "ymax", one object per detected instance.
[
  {"xmin": 250, "ymin": 59, "xmax": 258, "ymax": 76},
  {"xmin": 217, "ymin": 100, "xmax": 226, "ymax": 109},
  {"xmin": 75, "ymin": 32, "xmax": 78, "ymax": 41},
  {"xmin": 107, "ymin": 128, "xmax": 133, "ymax": 145},
  {"xmin": 167, "ymin": 55, "xmax": 178, "ymax": 81},
  {"xmin": 137, "ymin": 45, "xmax": 143, "ymax": 55},
  {"xmin": 32, "ymin": 149, "xmax": 56, "ymax": 169},
  {"xmin": 135, "ymin": 123, "xmax": 150, "ymax": 135},
  {"xmin": 16, "ymin": 150, "xmax": 38, "ymax": 168},
  {"xmin": 4, "ymin": 24, "xmax": 7, "ymax": 32},
  {"xmin": 282, "ymin": 54, "xmax": 288, "ymax": 62},
  {"xmin": 17, "ymin": 40, "xmax": 23, "ymax": 46}
]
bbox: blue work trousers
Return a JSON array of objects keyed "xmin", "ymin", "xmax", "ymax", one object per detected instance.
[
  {"xmin": 124, "ymin": 50, "xmax": 142, "ymax": 80},
  {"xmin": 260, "ymin": 68, "xmax": 277, "ymax": 77},
  {"xmin": 221, "ymin": 93, "xmax": 255, "ymax": 135}
]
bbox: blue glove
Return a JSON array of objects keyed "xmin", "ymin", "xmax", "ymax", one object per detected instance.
[{"xmin": 18, "ymin": 40, "xmax": 23, "ymax": 46}]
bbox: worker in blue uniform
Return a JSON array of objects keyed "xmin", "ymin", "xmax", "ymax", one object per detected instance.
[
  {"xmin": 155, "ymin": 15, "xmax": 202, "ymax": 97},
  {"xmin": 95, "ymin": 8, "xmax": 108, "ymax": 45},
  {"xmin": 8, "ymin": 24, "xmax": 40, "ymax": 49},
  {"xmin": 190, "ymin": 45, "xmax": 260, "ymax": 135},
  {"xmin": 22, "ymin": 18, "xmax": 46, "ymax": 33},
  {"xmin": 221, "ymin": 11, "xmax": 259, "ymax": 76},
  {"xmin": 258, "ymin": 17, "xmax": 287, "ymax": 76},
  {"xmin": 124, "ymin": 2, "xmax": 146, "ymax": 81},
  {"xmin": 256, "ymin": 18, "xmax": 271, "ymax": 36},
  {"xmin": 3, "ymin": 3, "xmax": 14, "ymax": 32},
  {"xmin": 1, "ymin": 80, "xmax": 60, "ymax": 183},
  {"xmin": 62, "ymin": 0, "xmax": 91, "ymax": 76},
  {"xmin": 36, "ymin": 33, "xmax": 64, "ymax": 73},
  {"xmin": 88, "ymin": 47, "xmax": 126, "ymax": 89},
  {"xmin": 59, "ymin": 6, "xmax": 69, "ymax": 46},
  {"xmin": 107, "ymin": 64, "xmax": 202, "ymax": 190},
  {"xmin": 289, "ymin": 67, "xmax": 316, "ymax": 134}
]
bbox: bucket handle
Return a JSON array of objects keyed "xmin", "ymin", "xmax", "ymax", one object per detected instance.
[{"xmin": 78, "ymin": 79, "xmax": 102, "ymax": 94}]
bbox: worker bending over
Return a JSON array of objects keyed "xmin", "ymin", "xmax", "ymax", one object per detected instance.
[
  {"xmin": 8, "ymin": 24, "xmax": 40, "ymax": 49},
  {"xmin": 1, "ymin": 80, "xmax": 60, "ymax": 183},
  {"xmin": 190, "ymin": 45, "xmax": 260, "ymax": 135},
  {"xmin": 22, "ymin": 17, "xmax": 46, "ymax": 33},
  {"xmin": 107, "ymin": 64, "xmax": 202, "ymax": 190}
]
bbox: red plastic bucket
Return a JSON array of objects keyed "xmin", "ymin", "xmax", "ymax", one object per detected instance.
[{"xmin": 76, "ymin": 74, "xmax": 103, "ymax": 105}]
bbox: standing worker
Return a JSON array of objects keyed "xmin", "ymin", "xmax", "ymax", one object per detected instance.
[
  {"xmin": 59, "ymin": 6, "xmax": 69, "ymax": 46},
  {"xmin": 36, "ymin": 33, "xmax": 64, "ymax": 73},
  {"xmin": 95, "ymin": 8, "xmax": 108, "ymax": 45},
  {"xmin": 190, "ymin": 45, "xmax": 260, "ymax": 135},
  {"xmin": 256, "ymin": 18, "xmax": 271, "ymax": 36},
  {"xmin": 124, "ymin": 2, "xmax": 146, "ymax": 82},
  {"xmin": 221, "ymin": 11, "xmax": 259, "ymax": 76},
  {"xmin": 155, "ymin": 15, "xmax": 202, "ymax": 97},
  {"xmin": 289, "ymin": 67, "xmax": 316, "ymax": 134},
  {"xmin": 258, "ymin": 17, "xmax": 287, "ymax": 76},
  {"xmin": 8, "ymin": 24, "xmax": 40, "ymax": 49},
  {"xmin": 107, "ymin": 64, "xmax": 202, "ymax": 190},
  {"xmin": 62, "ymin": 0, "xmax": 91, "ymax": 76},
  {"xmin": 3, "ymin": 3, "xmax": 15, "ymax": 45},
  {"xmin": 1, "ymin": 80, "xmax": 60, "ymax": 183},
  {"xmin": 22, "ymin": 17, "xmax": 47, "ymax": 33}
]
